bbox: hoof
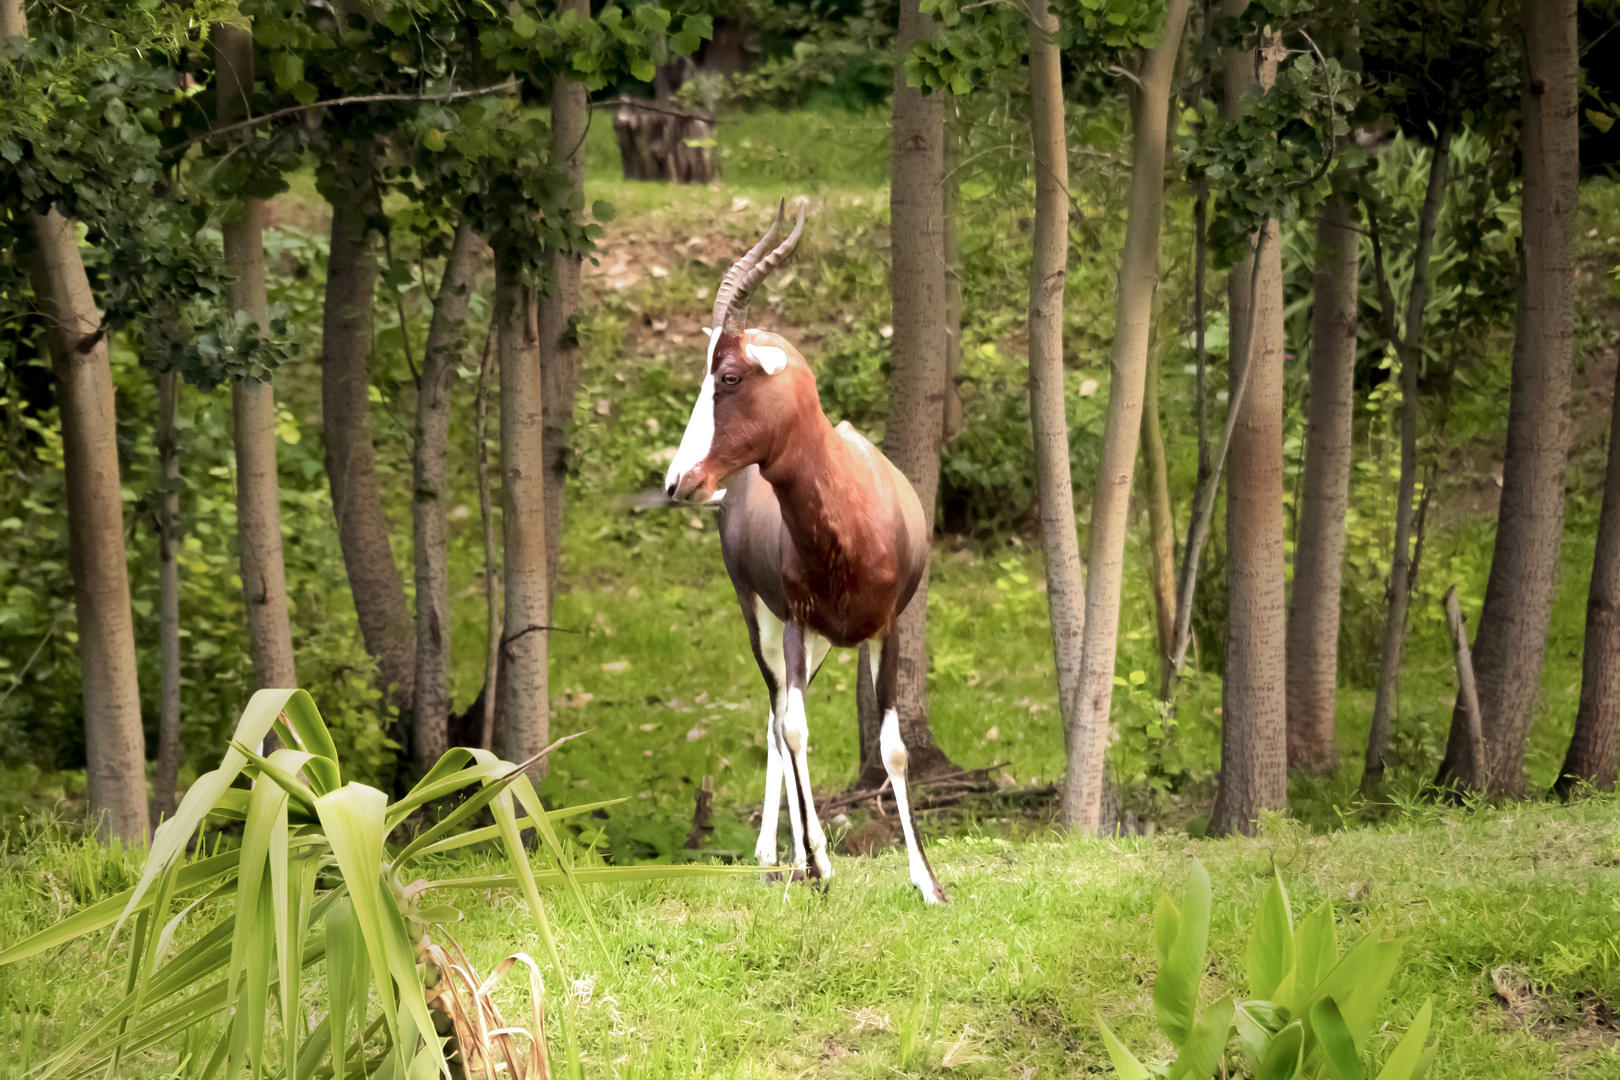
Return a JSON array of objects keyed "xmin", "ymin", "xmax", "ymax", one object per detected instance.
[{"xmin": 918, "ymin": 880, "xmax": 948, "ymax": 905}]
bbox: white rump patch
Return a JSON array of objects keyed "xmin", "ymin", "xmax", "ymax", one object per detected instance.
[{"xmin": 745, "ymin": 342, "xmax": 789, "ymax": 375}]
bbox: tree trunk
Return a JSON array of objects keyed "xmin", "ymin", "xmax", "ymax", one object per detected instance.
[
  {"xmin": 496, "ymin": 266, "xmax": 549, "ymax": 774},
  {"xmin": 541, "ymin": 35, "xmax": 589, "ymax": 618},
  {"xmin": 1363, "ymin": 127, "xmax": 1453, "ymax": 788},
  {"xmin": 1436, "ymin": 0, "xmax": 1578, "ymax": 798},
  {"xmin": 1141, "ymin": 341, "xmax": 1177, "ymax": 696},
  {"xmin": 26, "ymin": 208, "xmax": 151, "ymax": 841},
  {"xmin": 476, "ymin": 326, "xmax": 502, "ymax": 752},
  {"xmin": 155, "ymin": 368, "xmax": 183, "ymax": 820},
  {"xmin": 1209, "ymin": 14, "xmax": 1286, "ymax": 838},
  {"xmin": 321, "ymin": 169, "xmax": 414, "ymax": 711},
  {"xmin": 1061, "ymin": 0, "xmax": 1189, "ymax": 833},
  {"xmin": 217, "ymin": 24, "xmax": 298, "ymax": 702},
  {"xmin": 1557, "ymin": 350, "xmax": 1620, "ymax": 795},
  {"xmin": 866, "ymin": 0, "xmax": 959, "ymax": 786},
  {"xmin": 943, "ymin": 122, "xmax": 964, "ymax": 443},
  {"xmin": 1284, "ymin": 193, "xmax": 1357, "ymax": 774},
  {"xmin": 1026, "ymin": 1, "xmax": 1085, "ymax": 794},
  {"xmin": 412, "ymin": 224, "xmax": 482, "ymax": 770}
]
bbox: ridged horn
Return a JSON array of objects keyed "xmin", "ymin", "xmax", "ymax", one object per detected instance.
[{"xmin": 711, "ymin": 198, "xmax": 806, "ymax": 335}]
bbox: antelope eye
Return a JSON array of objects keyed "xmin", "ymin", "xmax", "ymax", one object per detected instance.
[{"xmin": 721, "ymin": 373, "xmax": 741, "ymax": 386}]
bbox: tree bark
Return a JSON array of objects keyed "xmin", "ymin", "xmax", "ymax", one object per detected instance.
[
  {"xmin": 496, "ymin": 266, "xmax": 549, "ymax": 774},
  {"xmin": 1443, "ymin": 586, "xmax": 1487, "ymax": 792},
  {"xmin": 1556, "ymin": 346, "xmax": 1620, "ymax": 796},
  {"xmin": 1061, "ymin": 0, "xmax": 1190, "ymax": 833},
  {"xmin": 1141, "ymin": 340, "xmax": 1178, "ymax": 696},
  {"xmin": 1284, "ymin": 193, "xmax": 1358, "ymax": 774},
  {"xmin": 1363, "ymin": 127, "xmax": 1452, "ymax": 788},
  {"xmin": 321, "ymin": 168, "xmax": 414, "ymax": 711},
  {"xmin": 476, "ymin": 326, "xmax": 501, "ymax": 752},
  {"xmin": 26, "ymin": 208, "xmax": 151, "ymax": 841},
  {"xmin": 1436, "ymin": 0, "xmax": 1578, "ymax": 798},
  {"xmin": 867, "ymin": 0, "xmax": 959, "ymax": 785},
  {"xmin": 217, "ymin": 24, "xmax": 298, "ymax": 702},
  {"xmin": 540, "ymin": 28, "xmax": 589, "ymax": 619},
  {"xmin": 1209, "ymin": 14, "xmax": 1286, "ymax": 838},
  {"xmin": 1025, "ymin": 2, "xmax": 1086, "ymax": 800},
  {"xmin": 155, "ymin": 368, "xmax": 183, "ymax": 820},
  {"xmin": 943, "ymin": 122, "xmax": 964, "ymax": 443},
  {"xmin": 412, "ymin": 224, "xmax": 482, "ymax": 769}
]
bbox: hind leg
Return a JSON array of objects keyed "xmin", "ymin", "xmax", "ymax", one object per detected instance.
[{"xmin": 872, "ymin": 634, "xmax": 947, "ymax": 904}]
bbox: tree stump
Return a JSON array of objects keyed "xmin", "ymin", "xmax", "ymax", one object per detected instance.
[{"xmin": 612, "ymin": 97, "xmax": 717, "ymax": 184}]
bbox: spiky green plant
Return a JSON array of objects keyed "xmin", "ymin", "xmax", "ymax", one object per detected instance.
[{"xmin": 0, "ymin": 689, "xmax": 746, "ymax": 1080}]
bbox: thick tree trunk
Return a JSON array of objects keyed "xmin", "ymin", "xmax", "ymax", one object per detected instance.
[
  {"xmin": 867, "ymin": 0, "xmax": 959, "ymax": 785},
  {"xmin": 496, "ymin": 265, "xmax": 549, "ymax": 774},
  {"xmin": 1026, "ymin": 3, "xmax": 1086, "ymax": 802},
  {"xmin": 155, "ymin": 369, "xmax": 183, "ymax": 820},
  {"xmin": 1209, "ymin": 15, "xmax": 1286, "ymax": 838},
  {"xmin": 217, "ymin": 25, "xmax": 297, "ymax": 700},
  {"xmin": 1556, "ymin": 346, "xmax": 1620, "ymax": 796},
  {"xmin": 1284, "ymin": 194, "xmax": 1358, "ymax": 774},
  {"xmin": 322, "ymin": 173, "xmax": 414, "ymax": 710},
  {"xmin": 942, "ymin": 123, "xmax": 964, "ymax": 442},
  {"xmin": 1141, "ymin": 341, "xmax": 1177, "ymax": 696},
  {"xmin": 27, "ymin": 209, "xmax": 151, "ymax": 842},
  {"xmin": 412, "ymin": 224, "xmax": 482, "ymax": 769},
  {"xmin": 1436, "ymin": 0, "xmax": 1578, "ymax": 798},
  {"xmin": 1363, "ymin": 129, "xmax": 1452, "ymax": 788},
  {"xmin": 1061, "ymin": 0, "xmax": 1189, "ymax": 833},
  {"xmin": 541, "ymin": 36, "xmax": 589, "ymax": 618}
]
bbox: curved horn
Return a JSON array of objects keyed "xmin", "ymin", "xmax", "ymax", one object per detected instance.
[{"xmin": 712, "ymin": 198, "xmax": 806, "ymax": 335}]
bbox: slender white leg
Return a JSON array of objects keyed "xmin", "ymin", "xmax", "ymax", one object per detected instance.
[
  {"xmin": 755, "ymin": 708, "xmax": 783, "ymax": 867},
  {"xmin": 880, "ymin": 707, "xmax": 947, "ymax": 904},
  {"xmin": 778, "ymin": 713, "xmax": 808, "ymax": 868},
  {"xmin": 781, "ymin": 682, "xmax": 833, "ymax": 880}
]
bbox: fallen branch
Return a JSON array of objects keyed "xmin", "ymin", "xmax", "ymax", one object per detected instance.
[{"xmin": 1443, "ymin": 586, "xmax": 1488, "ymax": 792}]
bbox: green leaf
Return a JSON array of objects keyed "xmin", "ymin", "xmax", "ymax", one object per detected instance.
[
  {"xmin": 1234, "ymin": 1001, "xmax": 1277, "ymax": 1073},
  {"xmin": 1170, "ymin": 996, "xmax": 1235, "ymax": 1080},
  {"xmin": 1309, "ymin": 936, "xmax": 1405, "ymax": 1050},
  {"xmin": 1256, "ymin": 1019, "xmax": 1304, "ymax": 1080},
  {"xmin": 592, "ymin": 199, "xmax": 616, "ymax": 223},
  {"xmin": 1372, "ymin": 999, "xmax": 1433, "ymax": 1080},
  {"xmin": 631, "ymin": 57, "xmax": 656, "ymax": 82},
  {"xmin": 326, "ymin": 899, "xmax": 365, "ymax": 1080},
  {"xmin": 1311, "ymin": 997, "xmax": 1367, "ymax": 1080},
  {"xmin": 1154, "ymin": 860, "xmax": 1212, "ymax": 1047},
  {"xmin": 1291, "ymin": 902, "xmax": 1338, "ymax": 1005},
  {"xmin": 1097, "ymin": 1017, "xmax": 1151, "ymax": 1080},
  {"xmin": 1247, "ymin": 872, "xmax": 1294, "ymax": 1001}
]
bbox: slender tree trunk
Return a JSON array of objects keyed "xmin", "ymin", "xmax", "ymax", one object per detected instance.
[
  {"xmin": 217, "ymin": 24, "xmax": 297, "ymax": 702},
  {"xmin": 1284, "ymin": 194, "xmax": 1357, "ymax": 774},
  {"xmin": 1363, "ymin": 128, "xmax": 1453, "ymax": 787},
  {"xmin": 476, "ymin": 326, "xmax": 501, "ymax": 752},
  {"xmin": 871, "ymin": 0, "xmax": 959, "ymax": 785},
  {"xmin": 943, "ymin": 121, "xmax": 964, "ymax": 443},
  {"xmin": 412, "ymin": 224, "xmax": 482, "ymax": 769},
  {"xmin": 1061, "ymin": 0, "xmax": 1190, "ymax": 833},
  {"xmin": 1436, "ymin": 0, "xmax": 1578, "ymax": 798},
  {"xmin": 540, "ymin": 9, "xmax": 589, "ymax": 617},
  {"xmin": 1209, "ymin": 14, "xmax": 1286, "ymax": 838},
  {"xmin": 155, "ymin": 369, "xmax": 183, "ymax": 820},
  {"xmin": 496, "ymin": 265, "xmax": 549, "ymax": 773},
  {"xmin": 1025, "ymin": 3, "xmax": 1085, "ymax": 792},
  {"xmin": 25, "ymin": 209, "xmax": 151, "ymax": 841},
  {"xmin": 1141, "ymin": 340, "xmax": 1177, "ymax": 695},
  {"xmin": 321, "ymin": 167, "xmax": 414, "ymax": 710},
  {"xmin": 1556, "ymin": 346, "xmax": 1620, "ymax": 796}
]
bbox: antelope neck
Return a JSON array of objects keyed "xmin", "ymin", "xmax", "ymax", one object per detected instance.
[{"xmin": 757, "ymin": 402, "xmax": 858, "ymax": 576}]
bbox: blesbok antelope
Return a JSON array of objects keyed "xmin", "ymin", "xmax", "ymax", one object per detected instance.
[{"xmin": 664, "ymin": 200, "xmax": 948, "ymax": 904}]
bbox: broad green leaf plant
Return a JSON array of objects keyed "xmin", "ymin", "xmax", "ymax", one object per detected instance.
[
  {"xmin": 1100, "ymin": 861, "xmax": 1438, "ymax": 1080},
  {"xmin": 0, "ymin": 689, "xmax": 744, "ymax": 1079}
]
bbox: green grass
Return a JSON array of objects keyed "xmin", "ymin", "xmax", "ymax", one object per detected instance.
[{"xmin": 5, "ymin": 798, "xmax": 1620, "ymax": 1077}]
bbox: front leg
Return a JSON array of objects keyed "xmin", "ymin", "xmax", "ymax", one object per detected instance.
[{"xmin": 781, "ymin": 621, "xmax": 833, "ymax": 881}]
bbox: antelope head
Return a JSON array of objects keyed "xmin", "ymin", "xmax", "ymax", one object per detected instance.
[{"xmin": 665, "ymin": 199, "xmax": 811, "ymax": 504}]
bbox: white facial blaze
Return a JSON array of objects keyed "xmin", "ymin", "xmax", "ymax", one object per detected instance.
[{"xmin": 665, "ymin": 328, "xmax": 723, "ymax": 495}]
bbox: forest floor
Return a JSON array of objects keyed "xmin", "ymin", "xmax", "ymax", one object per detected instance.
[{"xmin": 3, "ymin": 796, "xmax": 1620, "ymax": 1078}]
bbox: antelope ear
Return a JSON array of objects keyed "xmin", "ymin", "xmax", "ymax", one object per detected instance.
[{"xmin": 745, "ymin": 342, "xmax": 789, "ymax": 375}]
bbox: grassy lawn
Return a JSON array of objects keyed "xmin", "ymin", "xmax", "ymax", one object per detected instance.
[{"xmin": 4, "ymin": 797, "xmax": 1620, "ymax": 1077}]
